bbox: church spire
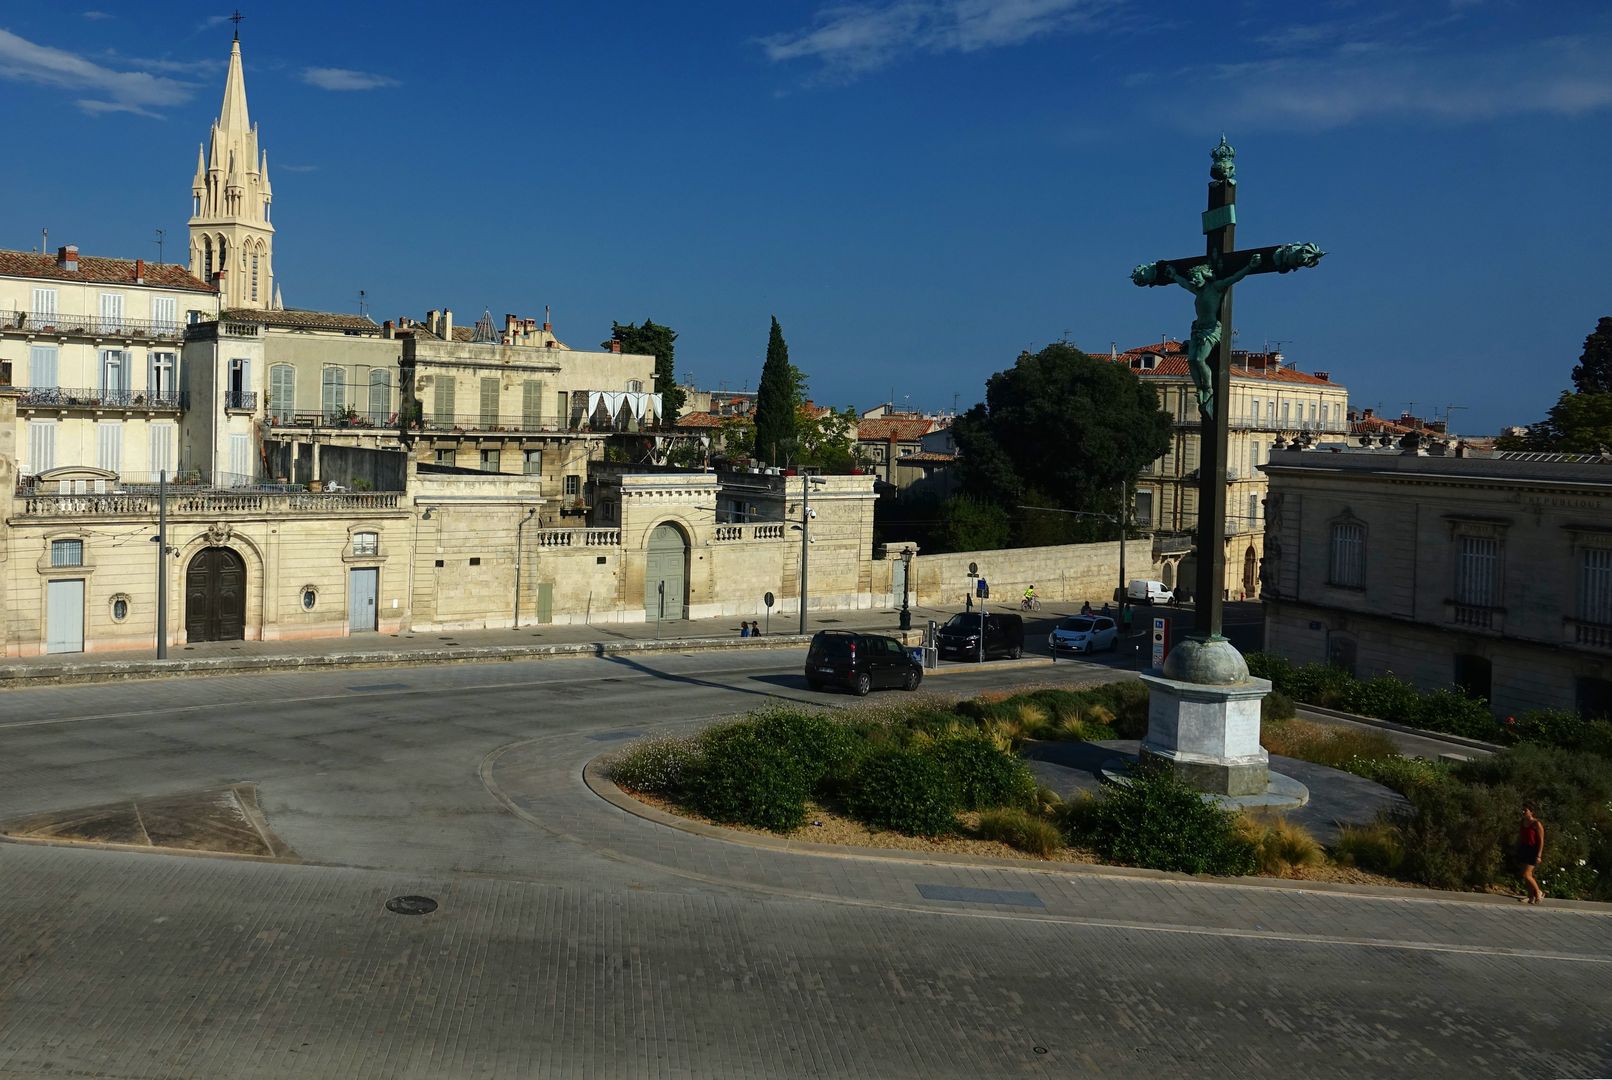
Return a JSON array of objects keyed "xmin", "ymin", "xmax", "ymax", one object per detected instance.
[
  {"xmin": 189, "ymin": 25, "xmax": 274, "ymax": 310},
  {"xmin": 218, "ymin": 37, "xmax": 251, "ymax": 134}
]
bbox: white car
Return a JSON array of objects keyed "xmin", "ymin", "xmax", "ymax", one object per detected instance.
[
  {"xmin": 1126, "ymin": 579, "xmax": 1176, "ymax": 605},
  {"xmin": 1049, "ymin": 615, "xmax": 1118, "ymax": 654}
]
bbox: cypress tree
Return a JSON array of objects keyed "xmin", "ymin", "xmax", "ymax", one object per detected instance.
[{"xmin": 754, "ymin": 316, "xmax": 797, "ymax": 465}]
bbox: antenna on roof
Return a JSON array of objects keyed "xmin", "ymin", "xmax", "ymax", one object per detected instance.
[
  {"xmin": 358, "ymin": 289, "xmax": 367, "ymax": 318},
  {"xmin": 154, "ymin": 228, "xmax": 165, "ymax": 266},
  {"xmin": 41, "ymin": 227, "xmax": 47, "ymax": 255}
]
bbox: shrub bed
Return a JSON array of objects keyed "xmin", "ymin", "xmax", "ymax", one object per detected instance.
[
  {"xmin": 686, "ymin": 722, "xmax": 813, "ymax": 832},
  {"xmin": 1066, "ymin": 767, "xmax": 1255, "ymax": 876},
  {"xmin": 977, "ymin": 807, "xmax": 1063, "ymax": 857},
  {"xmin": 845, "ymin": 746, "xmax": 959, "ymax": 836},
  {"xmin": 1245, "ymin": 653, "xmax": 1505, "ymax": 742}
]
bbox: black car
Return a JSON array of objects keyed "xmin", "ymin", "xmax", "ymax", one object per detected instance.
[
  {"xmin": 934, "ymin": 612, "xmax": 1025, "ymax": 661},
  {"xmin": 805, "ymin": 631, "xmax": 923, "ymax": 695}
]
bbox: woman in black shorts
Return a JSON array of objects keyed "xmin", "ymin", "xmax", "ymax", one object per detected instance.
[{"xmin": 1517, "ymin": 804, "xmax": 1545, "ymax": 905}]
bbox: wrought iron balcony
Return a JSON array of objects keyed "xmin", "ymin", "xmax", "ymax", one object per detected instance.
[
  {"xmin": 17, "ymin": 386, "xmax": 186, "ymax": 411},
  {"xmin": 223, "ymin": 390, "xmax": 258, "ymax": 411},
  {"xmin": 4, "ymin": 309, "xmax": 185, "ymax": 341}
]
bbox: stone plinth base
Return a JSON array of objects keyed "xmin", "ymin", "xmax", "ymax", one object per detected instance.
[{"xmin": 1139, "ymin": 670, "xmax": 1272, "ymax": 796}]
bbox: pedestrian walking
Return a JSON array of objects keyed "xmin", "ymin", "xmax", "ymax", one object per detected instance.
[
  {"xmin": 749, "ymin": 621, "xmax": 762, "ymax": 637},
  {"xmin": 739, "ymin": 622, "xmax": 751, "ymax": 638},
  {"xmin": 1517, "ymin": 804, "xmax": 1545, "ymax": 904}
]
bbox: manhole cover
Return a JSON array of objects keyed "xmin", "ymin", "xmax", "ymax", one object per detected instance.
[{"xmin": 385, "ymin": 895, "xmax": 438, "ymax": 915}]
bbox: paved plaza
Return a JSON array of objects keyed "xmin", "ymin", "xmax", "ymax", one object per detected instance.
[{"xmin": 0, "ymin": 648, "xmax": 1607, "ymax": 1077}]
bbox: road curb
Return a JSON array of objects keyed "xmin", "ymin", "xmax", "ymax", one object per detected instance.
[
  {"xmin": 1296, "ymin": 703, "xmax": 1508, "ymax": 753},
  {"xmin": 580, "ymin": 756, "xmax": 1612, "ymax": 913},
  {"xmin": 0, "ymin": 633, "xmax": 819, "ymax": 688}
]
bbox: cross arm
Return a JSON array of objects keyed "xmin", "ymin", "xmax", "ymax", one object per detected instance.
[{"xmin": 1131, "ymin": 242, "xmax": 1324, "ymax": 287}]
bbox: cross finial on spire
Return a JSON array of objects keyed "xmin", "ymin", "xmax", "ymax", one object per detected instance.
[{"xmin": 229, "ymin": 10, "xmax": 244, "ymax": 39}]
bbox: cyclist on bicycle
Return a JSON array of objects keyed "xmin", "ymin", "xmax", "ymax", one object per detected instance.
[{"xmin": 1022, "ymin": 584, "xmax": 1038, "ymax": 610}]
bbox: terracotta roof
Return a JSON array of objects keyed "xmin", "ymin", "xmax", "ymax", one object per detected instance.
[
  {"xmin": 0, "ymin": 249, "xmax": 214, "ymax": 293},
  {"xmin": 675, "ymin": 411, "xmax": 726, "ymax": 428},
  {"xmin": 223, "ymin": 308, "xmax": 382, "ymax": 333},
  {"xmin": 858, "ymin": 418, "xmax": 938, "ymax": 442},
  {"xmin": 1110, "ymin": 341, "xmax": 1340, "ymax": 387}
]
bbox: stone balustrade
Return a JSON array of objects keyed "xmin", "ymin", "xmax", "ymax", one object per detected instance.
[
  {"xmin": 18, "ymin": 491, "xmax": 402, "ymax": 517},
  {"xmin": 535, "ymin": 528, "xmax": 621, "ymax": 548}
]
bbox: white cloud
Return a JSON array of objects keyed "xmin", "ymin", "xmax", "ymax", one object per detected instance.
[
  {"xmin": 0, "ymin": 27, "xmax": 193, "ymax": 116},
  {"xmin": 82, "ymin": 10, "xmax": 114, "ymax": 19},
  {"xmin": 278, "ymin": 163, "xmax": 320, "ymax": 173},
  {"xmin": 760, "ymin": 0, "xmax": 1117, "ymax": 76},
  {"xmin": 301, "ymin": 66, "xmax": 398, "ymax": 91},
  {"xmin": 1204, "ymin": 34, "xmax": 1612, "ymax": 130}
]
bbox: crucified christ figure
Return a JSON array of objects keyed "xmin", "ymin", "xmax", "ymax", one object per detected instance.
[{"xmin": 1164, "ymin": 253, "xmax": 1261, "ymax": 420}]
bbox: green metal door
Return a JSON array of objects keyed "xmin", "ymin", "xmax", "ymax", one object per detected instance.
[{"xmin": 644, "ymin": 524, "xmax": 687, "ymax": 620}]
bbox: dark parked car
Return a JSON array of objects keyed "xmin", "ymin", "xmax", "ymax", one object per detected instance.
[
  {"xmin": 805, "ymin": 630, "xmax": 923, "ymax": 695},
  {"xmin": 935, "ymin": 612, "xmax": 1025, "ymax": 661}
]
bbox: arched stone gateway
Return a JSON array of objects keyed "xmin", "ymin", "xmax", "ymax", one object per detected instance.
[
  {"xmin": 643, "ymin": 523, "xmax": 688, "ymax": 620},
  {"xmin": 185, "ymin": 546, "xmax": 246, "ymax": 642},
  {"xmin": 1242, "ymin": 546, "xmax": 1258, "ymax": 597}
]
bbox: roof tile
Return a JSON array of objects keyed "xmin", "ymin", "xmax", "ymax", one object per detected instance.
[{"xmin": 0, "ymin": 249, "xmax": 214, "ymax": 293}]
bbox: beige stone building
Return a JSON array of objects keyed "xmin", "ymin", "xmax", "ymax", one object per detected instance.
[
  {"xmin": 1, "ymin": 248, "xmax": 217, "ymax": 484},
  {"xmin": 1261, "ymin": 444, "xmax": 1612, "ymax": 718},
  {"xmin": 1111, "ymin": 341, "xmax": 1350, "ymax": 598}
]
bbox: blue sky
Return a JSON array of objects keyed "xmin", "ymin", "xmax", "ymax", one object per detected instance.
[{"xmin": 2, "ymin": 1, "xmax": 1609, "ymax": 433}]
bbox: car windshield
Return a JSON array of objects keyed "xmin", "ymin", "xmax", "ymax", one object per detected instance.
[
  {"xmin": 943, "ymin": 614, "xmax": 983, "ymax": 630},
  {"xmin": 810, "ymin": 635, "xmax": 854, "ymax": 657},
  {"xmin": 1057, "ymin": 618, "xmax": 1096, "ymax": 632}
]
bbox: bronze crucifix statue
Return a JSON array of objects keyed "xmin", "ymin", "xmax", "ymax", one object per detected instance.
[{"xmin": 1130, "ymin": 136, "xmax": 1324, "ymax": 641}]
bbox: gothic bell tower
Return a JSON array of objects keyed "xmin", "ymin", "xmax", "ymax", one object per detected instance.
[{"xmin": 188, "ymin": 24, "xmax": 276, "ymax": 310}]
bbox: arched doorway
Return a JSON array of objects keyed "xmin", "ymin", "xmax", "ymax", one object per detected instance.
[
  {"xmin": 186, "ymin": 547, "xmax": 246, "ymax": 642},
  {"xmin": 1242, "ymin": 546, "xmax": 1258, "ymax": 598},
  {"xmin": 643, "ymin": 523, "xmax": 688, "ymax": 620}
]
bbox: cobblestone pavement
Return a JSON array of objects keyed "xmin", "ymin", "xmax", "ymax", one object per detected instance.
[{"xmin": 0, "ymin": 651, "xmax": 1607, "ymax": 1078}]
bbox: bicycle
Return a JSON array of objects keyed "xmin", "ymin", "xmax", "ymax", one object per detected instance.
[{"xmin": 1019, "ymin": 596, "xmax": 1041, "ymax": 612}]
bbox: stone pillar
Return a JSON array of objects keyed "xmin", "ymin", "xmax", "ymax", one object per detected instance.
[{"xmin": 1139, "ymin": 636, "xmax": 1271, "ymax": 796}]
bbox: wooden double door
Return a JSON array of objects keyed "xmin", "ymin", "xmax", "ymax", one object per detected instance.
[{"xmin": 185, "ymin": 547, "xmax": 246, "ymax": 642}]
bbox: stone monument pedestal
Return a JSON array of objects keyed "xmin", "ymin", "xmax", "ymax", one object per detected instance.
[
  {"xmin": 1139, "ymin": 671, "xmax": 1272, "ymax": 796},
  {"xmin": 1139, "ymin": 635, "xmax": 1272, "ymax": 797}
]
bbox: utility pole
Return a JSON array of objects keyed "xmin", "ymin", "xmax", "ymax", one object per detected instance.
[
  {"xmin": 798, "ymin": 474, "xmax": 825, "ymax": 634},
  {"xmin": 155, "ymin": 470, "xmax": 168, "ymax": 659},
  {"xmin": 512, "ymin": 507, "xmax": 535, "ymax": 628}
]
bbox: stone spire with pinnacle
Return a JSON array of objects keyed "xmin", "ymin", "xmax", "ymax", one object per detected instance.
[{"xmin": 188, "ymin": 26, "xmax": 275, "ymax": 309}]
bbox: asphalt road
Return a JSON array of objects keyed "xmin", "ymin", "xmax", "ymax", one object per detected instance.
[{"xmin": 0, "ymin": 648, "xmax": 1606, "ymax": 1079}]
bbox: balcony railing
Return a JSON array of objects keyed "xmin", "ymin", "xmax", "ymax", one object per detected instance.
[
  {"xmin": 4, "ymin": 309, "xmax": 185, "ymax": 341},
  {"xmin": 535, "ymin": 528, "xmax": 621, "ymax": 548},
  {"xmin": 1451, "ymin": 602, "xmax": 1500, "ymax": 630},
  {"xmin": 268, "ymin": 410, "xmax": 395, "ymax": 431},
  {"xmin": 1567, "ymin": 618, "xmax": 1612, "ymax": 651},
  {"xmin": 17, "ymin": 490, "xmax": 402, "ymax": 517},
  {"xmin": 17, "ymin": 386, "xmax": 187, "ymax": 411},
  {"xmin": 712, "ymin": 523, "xmax": 787, "ymax": 542},
  {"xmin": 224, "ymin": 390, "xmax": 258, "ymax": 411},
  {"xmin": 408, "ymin": 412, "xmax": 635, "ymax": 435}
]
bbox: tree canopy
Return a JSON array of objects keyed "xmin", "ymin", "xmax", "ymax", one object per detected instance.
[
  {"xmin": 1572, "ymin": 316, "xmax": 1612, "ymax": 396},
  {"xmin": 610, "ymin": 319, "xmax": 684, "ymax": 418},
  {"xmin": 754, "ymin": 316, "xmax": 799, "ymax": 466},
  {"xmin": 949, "ymin": 343, "xmax": 1172, "ymax": 538},
  {"xmin": 1498, "ymin": 315, "xmax": 1612, "ymax": 453}
]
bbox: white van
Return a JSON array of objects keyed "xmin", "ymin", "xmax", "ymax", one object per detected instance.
[{"xmin": 1127, "ymin": 579, "xmax": 1175, "ymax": 604}]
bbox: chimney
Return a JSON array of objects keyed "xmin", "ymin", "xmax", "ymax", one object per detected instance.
[
  {"xmin": 609, "ymin": 340, "xmax": 622, "ymax": 354},
  {"xmin": 442, "ymin": 308, "xmax": 453, "ymax": 340},
  {"xmin": 134, "ymin": 258, "xmax": 145, "ymax": 284},
  {"xmin": 426, "ymin": 309, "xmax": 440, "ymax": 336},
  {"xmin": 544, "ymin": 304, "xmax": 552, "ymax": 333},
  {"xmin": 1270, "ymin": 352, "xmax": 1284, "ymax": 369},
  {"xmin": 383, "ymin": 319, "xmax": 395, "ymax": 339},
  {"xmin": 1314, "ymin": 371, "xmax": 1330, "ymax": 381},
  {"xmin": 57, "ymin": 245, "xmax": 79, "ymax": 272},
  {"xmin": 1362, "ymin": 407, "xmax": 1375, "ymax": 419},
  {"xmin": 505, "ymin": 314, "xmax": 518, "ymax": 338}
]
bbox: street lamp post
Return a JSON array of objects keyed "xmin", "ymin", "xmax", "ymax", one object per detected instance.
[
  {"xmin": 899, "ymin": 546, "xmax": 914, "ymax": 631},
  {"xmin": 798, "ymin": 474, "xmax": 826, "ymax": 635}
]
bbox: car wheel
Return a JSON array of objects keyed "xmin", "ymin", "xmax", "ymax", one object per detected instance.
[
  {"xmin": 904, "ymin": 668, "xmax": 922, "ymax": 691},
  {"xmin": 1109, "ymin": 636, "xmax": 1119, "ymax": 652},
  {"xmin": 1009, "ymin": 645, "xmax": 1022, "ymax": 660},
  {"xmin": 854, "ymin": 673, "xmax": 872, "ymax": 696}
]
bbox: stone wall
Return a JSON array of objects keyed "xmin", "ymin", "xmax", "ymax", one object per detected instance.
[{"xmin": 885, "ymin": 539, "xmax": 1157, "ymax": 610}]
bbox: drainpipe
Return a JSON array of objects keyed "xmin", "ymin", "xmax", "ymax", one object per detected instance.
[
  {"xmin": 156, "ymin": 469, "xmax": 168, "ymax": 659},
  {"xmin": 513, "ymin": 507, "xmax": 536, "ymax": 628}
]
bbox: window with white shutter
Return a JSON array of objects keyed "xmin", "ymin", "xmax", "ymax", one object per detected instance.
[
  {"xmin": 1456, "ymin": 536, "xmax": 1500, "ymax": 607},
  {"xmin": 28, "ymin": 421, "xmax": 56, "ymax": 475},
  {"xmin": 368, "ymin": 369, "xmax": 390, "ymax": 424},
  {"xmin": 433, "ymin": 378, "xmax": 456, "ymax": 424},
  {"xmin": 151, "ymin": 296, "xmax": 177, "ymax": 332},
  {"xmin": 480, "ymin": 378, "xmax": 499, "ymax": 428},
  {"xmin": 228, "ymin": 434, "xmax": 252, "ymax": 485},
  {"xmin": 96, "ymin": 422, "xmax": 122, "ymax": 473},
  {"xmin": 322, "ymin": 367, "xmax": 347, "ymax": 420},
  {"xmin": 31, "ymin": 288, "xmax": 57, "ymax": 320},
  {"xmin": 148, "ymin": 352, "xmax": 175, "ymax": 402},
  {"xmin": 1329, "ymin": 522, "xmax": 1365, "ymax": 588},
  {"xmin": 99, "ymin": 292, "xmax": 124, "ymax": 333},
  {"xmin": 269, "ymin": 364, "xmax": 295, "ymax": 422},
  {"xmin": 148, "ymin": 424, "xmax": 176, "ymax": 479},
  {"xmin": 1582, "ymin": 548, "xmax": 1612, "ymax": 626},
  {"xmin": 100, "ymin": 351, "xmax": 129, "ymax": 399},
  {"xmin": 29, "ymin": 346, "xmax": 57, "ymax": 388},
  {"xmin": 522, "ymin": 381, "xmax": 544, "ymax": 428}
]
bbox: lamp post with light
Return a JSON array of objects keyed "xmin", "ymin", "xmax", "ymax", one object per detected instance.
[{"xmin": 899, "ymin": 545, "xmax": 914, "ymax": 631}]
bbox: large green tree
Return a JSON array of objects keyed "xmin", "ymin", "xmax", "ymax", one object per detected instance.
[
  {"xmin": 610, "ymin": 319, "xmax": 685, "ymax": 418},
  {"xmin": 754, "ymin": 316, "xmax": 798, "ymax": 466},
  {"xmin": 1499, "ymin": 315, "xmax": 1612, "ymax": 451},
  {"xmin": 950, "ymin": 343, "xmax": 1172, "ymax": 532},
  {"xmin": 1571, "ymin": 316, "xmax": 1612, "ymax": 395}
]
